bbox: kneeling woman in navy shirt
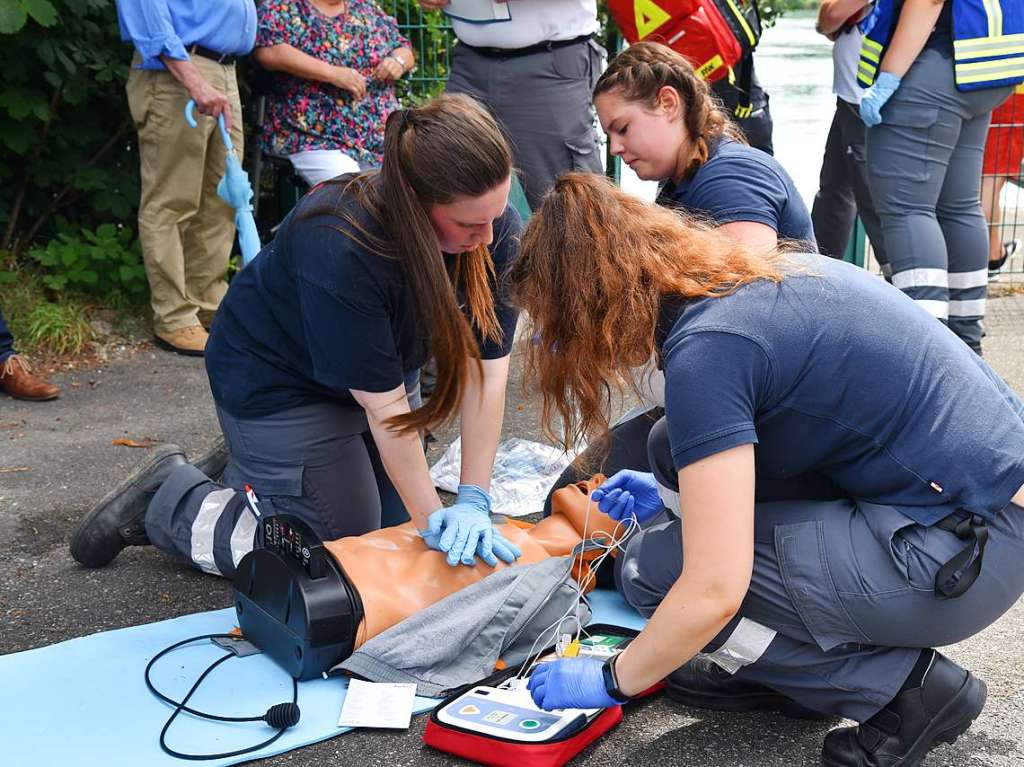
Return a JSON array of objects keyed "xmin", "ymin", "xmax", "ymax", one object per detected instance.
[
  {"xmin": 545, "ymin": 41, "xmax": 815, "ymax": 513},
  {"xmin": 515, "ymin": 174, "xmax": 1024, "ymax": 767},
  {"xmin": 71, "ymin": 95, "xmax": 523, "ymax": 575}
]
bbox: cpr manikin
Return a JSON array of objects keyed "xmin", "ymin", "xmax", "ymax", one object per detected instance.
[{"xmin": 234, "ymin": 476, "xmax": 620, "ymax": 677}]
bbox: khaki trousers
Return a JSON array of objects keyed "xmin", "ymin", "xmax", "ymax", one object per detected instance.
[{"xmin": 126, "ymin": 55, "xmax": 243, "ymax": 334}]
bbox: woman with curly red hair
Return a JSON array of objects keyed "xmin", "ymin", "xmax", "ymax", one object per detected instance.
[{"xmin": 514, "ymin": 173, "xmax": 1024, "ymax": 767}]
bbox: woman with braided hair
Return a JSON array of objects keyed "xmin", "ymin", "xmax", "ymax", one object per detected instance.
[
  {"xmin": 543, "ymin": 41, "xmax": 817, "ymax": 523},
  {"xmin": 594, "ymin": 41, "xmax": 814, "ymax": 253},
  {"xmin": 70, "ymin": 94, "xmax": 524, "ymax": 577}
]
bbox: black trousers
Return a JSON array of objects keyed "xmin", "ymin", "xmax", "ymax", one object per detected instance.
[{"xmin": 811, "ymin": 98, "xmax": 889, "ymax": 268}]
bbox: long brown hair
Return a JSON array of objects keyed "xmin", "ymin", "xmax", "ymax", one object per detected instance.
[
  {"xmin": 594, "ymin": 41, "xmax": 746, "ymax": 180},
  {"xmin": 309, "ymin": 94, "xmax": 512, "ymax": 434},
  {"xmin": 509, "ymin": 173, "xmax": 787, "ymax": 451}
]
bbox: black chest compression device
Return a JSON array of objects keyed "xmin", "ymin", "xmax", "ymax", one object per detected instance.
[
  {"xmin": 233, "ymin": 514, "xmax": 364, "ymax": 680},
  {"xmin": 145, "ymin": 515, "xmax": 366, "ymax": 760}
]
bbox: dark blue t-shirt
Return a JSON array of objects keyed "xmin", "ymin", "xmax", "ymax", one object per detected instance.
[
  {"xmin": 658, "ymin": 254, "xmax": 1024, "ymax": 526},
  {"xmin": 206, "ymin": 176, "xmax": 521, "ymax": 417},
  {"xmin": 657, "ymin": 139, "xmax": 816, "ymax": 245}
]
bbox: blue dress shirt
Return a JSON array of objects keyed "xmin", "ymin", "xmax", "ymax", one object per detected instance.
[{"xmin": 116, "ymin": 0, "xmax": 257, "ymax": 70}]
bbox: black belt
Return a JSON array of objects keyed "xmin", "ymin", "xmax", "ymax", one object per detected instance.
[
  {"xmin": 459, "ymin": 33, "xmax": 592, "ymax": 59},
  {"xmin": 933, "ymin": 511, "xmax": 990, "ymax": 599},
  {"xmin": 188, "ymin": 44, "xmax": 236, "ymax": 66}
]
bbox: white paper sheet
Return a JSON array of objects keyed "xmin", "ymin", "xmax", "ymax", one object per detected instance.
[{"xmin": 337, "ymin": 679, "xmax": 417, "ymax": 729}]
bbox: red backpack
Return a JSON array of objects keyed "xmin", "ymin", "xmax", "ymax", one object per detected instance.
[{"xmin": 607, "ymin": 0, "xmax": 762, "ymax": 83}]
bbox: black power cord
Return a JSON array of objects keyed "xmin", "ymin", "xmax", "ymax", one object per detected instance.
[{"xmin": 144, "ymin": 633, "xmax": 300, "ymax": 761}]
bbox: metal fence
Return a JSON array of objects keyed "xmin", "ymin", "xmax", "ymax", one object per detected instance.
[
  {"xmin": 982, "ymin": 87, "xmax": 1024, "ymax": 283},
  {"xmin": 380, "ymin": 2, "xmax": 454, "ymax": 102}
]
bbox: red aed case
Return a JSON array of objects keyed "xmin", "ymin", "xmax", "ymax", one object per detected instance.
[
  {"xmin": 607, "ymin": 0, "xmax": 761, "ymax": 83},
  {"xmin": 423, "ymin": 624, "xmax": 664, "ymax": 767}
]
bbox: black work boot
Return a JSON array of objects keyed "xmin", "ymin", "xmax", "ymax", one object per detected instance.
[
  {"xmin": 70, "ymin": 444, "xmax": 187, "ymax": 568},
  {"xmin": 821, "ymin": 651, "xmax": 986, "ymax": 767},
  {"xmin": 667, "ymin": 656, "xmax": 831, "ymax": 720},
  {"xmin": 191, "ymin": 435, "xmax": 228, "ymax": 483}
]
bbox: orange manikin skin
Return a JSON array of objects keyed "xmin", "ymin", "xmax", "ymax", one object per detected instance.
[{"xmin": 324, "ymin": 476, "xmax": 621, "ymax": 648}]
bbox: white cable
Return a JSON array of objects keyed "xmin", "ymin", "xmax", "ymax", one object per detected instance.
[{"xmin": 515, "ymin": 496, "xmax": 640, "ymax": 681}]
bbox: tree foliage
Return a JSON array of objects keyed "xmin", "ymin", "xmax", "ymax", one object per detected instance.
[{"xmin": 0, "ymin": 0, "xmax": 138, "ymax": 271}]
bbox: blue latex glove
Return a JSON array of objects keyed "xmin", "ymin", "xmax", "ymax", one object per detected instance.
[
  {"xmin": 590, "ymin": 469, "xmax": 664, "ymax": 523},
  {"xmin": 421, "ymin": 484, "xmax": 521, "ymax": 567},
  {"xmin": 527, "ymin": 657, "xmax": 620, "ymax": 710},
  {"xmin": 859, "ymin": 72, "xmax": 901, "ymax": 127}
]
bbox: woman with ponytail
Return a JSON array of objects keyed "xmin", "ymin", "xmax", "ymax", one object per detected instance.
[
  {"xmin": 543, "ymin": 41, "xmax": 816, "ymax": 520},
  {"xmin": 594, "ymin": 41, "xmax": 814, "ymax": 253},
  {"xmin": 71, "ymin": 94, "xmax": 524, "ymax": 576},
  {"xmin": 515, "ymin": 173, "xmax": 1024, "ymax": 767}
]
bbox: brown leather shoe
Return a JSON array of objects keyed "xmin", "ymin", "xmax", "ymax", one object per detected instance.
[
  {"xmin": 0, "ymin": 354, "xmax": 60, "ymax": 401},
  {"xmin": 154, "ymin": 325, "xmax": 207, "ymax": 357}
]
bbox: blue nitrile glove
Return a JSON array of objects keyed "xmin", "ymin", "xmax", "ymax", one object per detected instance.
[
  {"xmin": 859, "ymin": 72, "xmax": 901, "ymax": 127},
  {"xmin": 421, "ymin": 484, "xmax": 521, "ymax": 567},
  {"xmin": 527, "ymin": 657, "xmax": 621, "ymax": 710},
  {"xmin": 590, "ymin": 469, "xmax": 664, "ymax": 523}
]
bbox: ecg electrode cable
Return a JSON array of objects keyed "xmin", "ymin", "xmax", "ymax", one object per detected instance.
[{"xmin": 144, "ymin": 633, "xmax": 300, "ymax": 761}]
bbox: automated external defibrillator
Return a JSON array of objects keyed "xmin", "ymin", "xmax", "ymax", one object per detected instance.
[
  {"xmin": 145, "ymin": 478, "xmax": 661, "ymax": 764},
  {"xmin": 425, "ymin": 627, "xmax": 652, "ymax": 767}
]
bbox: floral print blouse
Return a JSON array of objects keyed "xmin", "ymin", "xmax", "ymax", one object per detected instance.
[{"xmin": 256, "ymin": 0, "xmax": 410, "ymax": 167}]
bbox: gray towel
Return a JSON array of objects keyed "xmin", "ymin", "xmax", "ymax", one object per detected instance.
[{"xmin": 334, "ymin": 556, "xmax": 591, "ymax": 697}]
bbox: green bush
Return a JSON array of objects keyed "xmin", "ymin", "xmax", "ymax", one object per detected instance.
[
  {"xmin": 0, "ymin": 0, "xmax": 137, "ymax": 266},
  {"xmin": 27, "ymin": 221, "xmax": 147, "ymax": 299}
]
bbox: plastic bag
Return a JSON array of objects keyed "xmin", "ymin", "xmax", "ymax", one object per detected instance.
[{"xmin": 429, "ymin": 437, "xmax": 576, "ymax": 517}]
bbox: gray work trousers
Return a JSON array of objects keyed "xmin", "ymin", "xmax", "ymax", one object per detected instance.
[
  {"xmin": 145, "ymin": 377, "xmax": 421, "ymax": 578},
  {"xmin": 812, "ymin": 97, "xmax": 889, "ymax": 270},
  {"xmin": 866, "ymin": 45, "xmax": 1012, "ymax": 351},
  {"xmin": 616, "ymin": 417, "xmax": 1024, "ymax": 722},
  {"xmin": 445, "ymin": 38, "xmax": 605, "ymax": 210}
]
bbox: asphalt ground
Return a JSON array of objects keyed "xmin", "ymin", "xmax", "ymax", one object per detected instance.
[{"xmin": 3, "ymin": 296, "xmax": 1024, "ymax": 766}]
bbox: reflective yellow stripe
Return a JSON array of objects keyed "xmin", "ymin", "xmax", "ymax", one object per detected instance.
[
  {"xmin": 955, "ymin": 59, "xmax": 1024, "ymax": 84},
  {"xmin": 955, "ymin": 33, "xmax": 1024, "ymax": 54},
  {"xmin": 955, "ymin": 54, "xmax": 1024, "ymax": 73},
  {"xmin": 861, "ymin": 47, "xmax": 880, "ymax": 63},
  {"xmin": 992, "ymin": 0, "xmax": 1004, "ymax": 37},
  {"xmin": 858, "ymin": 71, "xmax": 875, "ymax": 86},
  {"xmin": 859, "ymin": 59, "xmax": 878, "ymax": 76},
  {"xmin": 978, "ymin": 0, "xmax": 1003, "ymax": 37},
  {"xmin": 724, "ymin": 0, "xmax": 757, "ymax": 47},
  {"xmin": 862, "ymin": 37, "xmax": 883, "ymax": 53},
  {"xmin": 959, "ymin": 44, "xmax": 1024, "ymax": 59}
]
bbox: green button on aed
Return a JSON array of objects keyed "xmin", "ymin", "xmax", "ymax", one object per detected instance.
[{"xmin": 520, "ymin": 719, "xmax": 541, "ymax": 730}]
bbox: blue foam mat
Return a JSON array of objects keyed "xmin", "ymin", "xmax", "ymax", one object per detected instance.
[{"xmin": 1, "ymin": 589, "xmax": 643, "ymax": 767}]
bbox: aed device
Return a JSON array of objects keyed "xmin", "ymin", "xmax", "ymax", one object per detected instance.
[
  {"xmin": 233, "ymin": 515, "xmax": 363, "ymax": 681},
  {"xmin": 435, "ymin": 676, "xmax": 603, "ymax": 743},
  {"xmin": 425, "ymin": 626, "xmax": 661, "ymax": 767}
]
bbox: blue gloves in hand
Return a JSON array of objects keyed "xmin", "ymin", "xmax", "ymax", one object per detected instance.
[
  {"xmin": 421, "ymin": 484, "xmax": 522, "ymax": 567},
  {"xmin": 859, "ymin": 72, "xmax": 901, "ymax": 127},
  {"xmin": 590, "ymin": 469, "xmax": 664, "ymax": 524},
  {"xmin": 527, "ymin": 657, "xmax": 620, "ymax": 710}
]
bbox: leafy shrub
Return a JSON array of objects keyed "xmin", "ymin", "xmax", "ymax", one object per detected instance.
[
  {"xmin": 0, "ymin": 0, "xmax": 137, "ymax": 263},
  {"xmin": 27, "ymin": 222, "xmax": 147, "ymax": 300}
]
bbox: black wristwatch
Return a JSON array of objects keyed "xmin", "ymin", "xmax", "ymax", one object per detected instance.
[{"xmin": 601, "ymin": 654, "xmax": 631, "ymax": 703}]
